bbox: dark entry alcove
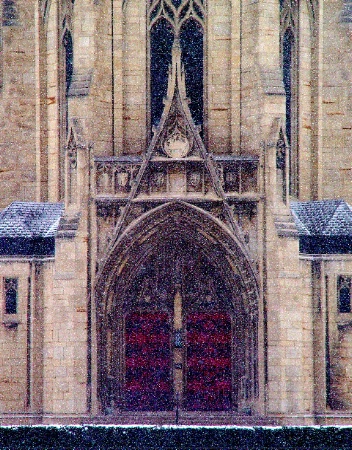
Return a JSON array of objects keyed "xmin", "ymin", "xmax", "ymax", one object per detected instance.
[
  {"xmin": 96, "ymin": 202, "xmax": 259, "ymax": 416},
  {"xmin": 119, "ymin": 238, "xmax": 242, "ymax": 412}
]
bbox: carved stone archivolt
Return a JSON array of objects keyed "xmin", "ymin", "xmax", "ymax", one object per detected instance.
[
  {"xmin": 96, "ymin": 204, "xmax": 122, "ymax": 262},
  {"xmin": 96, "ymin": 202, "xmax": 158, "ymax": 264},
  {"xmin": 96, "ymin": 202, "xmax": 259, "ymax": 318}
]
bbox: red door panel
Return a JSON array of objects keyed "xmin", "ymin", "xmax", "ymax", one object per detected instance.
[
  {"xmin": 125, "ymin": 312, "xmax": 173, "ymax": 410},
  {"xmin": 186, "ymin": 312, "xmax": 232, "ymax": 411}
]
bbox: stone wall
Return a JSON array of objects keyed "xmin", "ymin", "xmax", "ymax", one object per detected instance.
[
  {"xmin": 0, "ymin": 0, "xmax": 352, "ymax": 425},
  {"xmin": 0, "ymin": 262, "xmax": 30, "ymax": 412},
  {"xmin": 0, "ymin": 1, "xmax": 37, "ymax": 208},
  {"xmin": 325, "ymin": 258, "xmax": 352, "ymax": 410},
  {"xmin": 321, "ymin": 1, "xmax": 352, "ymax": 203},
  {"xmin": 42, "ymin": 235, "xmax": 88, "ymax": 415}
]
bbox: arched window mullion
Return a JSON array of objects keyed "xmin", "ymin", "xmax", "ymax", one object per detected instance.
[
  {"xmin": 193, "ymin": 0, "xmax": 205, "ymax": 16},
  {"xmin": 149, "ymin": 14, "xmax": 174, "ymax": 32},
  {"xmin": 178, "ymin": 13, "xmax": 204, "ymax": 33}
]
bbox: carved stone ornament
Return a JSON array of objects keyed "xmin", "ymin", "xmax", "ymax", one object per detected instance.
[
  {"xmin": 148, "ymin": 0, "xmax": 205, "ymax": 35},
  {"xmin": 68, "ymin": 147, "xmax": 77, "ymax": 169},
  {"xmin": 188, "ymin": 171, "xmax": 201, "ymax": 188},
  {"xmin": 66, "ymin": 131, "xmax": 77, "ymax": 169},
  {"xmin": 163, "ymin": 126, "xmax": 190, "ymax": 158},
  {"xmin": 116, "ymin": 170, "xmax": 129, "ymax": 189},
  {"xmin": 152, "ymin": 171, "xmax": 166, "ymax": 187},
  {"xmin": 276, "ymin": 138, "xmax": 286, "ymax": 171}
]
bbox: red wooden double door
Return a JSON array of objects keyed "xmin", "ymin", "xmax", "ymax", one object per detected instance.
[{"xmin": 124, "ymin": 311, "xmax": 232, "ymax": 411}]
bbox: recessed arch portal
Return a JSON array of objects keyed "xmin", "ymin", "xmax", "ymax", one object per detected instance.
[{"xmin": 96, "ymin": 202, "xmax": 259, "ymax": 414}]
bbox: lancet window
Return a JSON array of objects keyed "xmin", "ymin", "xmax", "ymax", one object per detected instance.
[
  {"xmin": 63, "ymin": 30, "xmax": 73, "ymax": 97},
  {"xmin": 148, "ymin": 0, "xmax": 205, "ymax": 128},
  {"xmin": 60, "ymin": 8, "xmax": 74, "ymax": 199},
  {"xmin": 280, "ymin": 0, "xmax": 298, "ymax": 197},
  {"xmin": 338, "ymin": 276, "xmax": 352, "ymax": 314},
  {"xmin": 4, "ymin": 278, "xmax": 18, "ymax": 315}
]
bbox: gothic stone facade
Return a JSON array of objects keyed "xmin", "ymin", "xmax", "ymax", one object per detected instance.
[{"xmin": 0, "ymin": 0, "xmax": 352, "ymax": 426}]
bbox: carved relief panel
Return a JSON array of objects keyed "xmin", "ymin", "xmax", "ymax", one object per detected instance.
[
  {"xmin": 95, "ymin": 157, "xmax": 258, "ymax": 200},
  {"xmin": 96, "ymin": 159, "xmax": 140, "ymax": 197}
]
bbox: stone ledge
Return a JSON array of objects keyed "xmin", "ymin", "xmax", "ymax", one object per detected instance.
[
  {"xmin": 274, "ymin": 214, "xmax": 299, "ymax": 238},
  {"xmin": 67, "ymin": 70, "xmax": 93, "ymax": 97},
  {"xmin": 57, "ymin": 214, "xmax": 80, "ymax": 240},
  {"xmin": 261, "ymin": 69, "xmax": 285, "ymax": 96}
]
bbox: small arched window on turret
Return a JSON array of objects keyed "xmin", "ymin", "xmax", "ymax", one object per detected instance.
[
  {"xmin": 4, "ymin": 278, "xmax": 18, "ymax": 315},
  {"xmin": 148, "ymin": 0, "xmax": 205, "ymax": 131},
  {"xmin": 338, "ymin": 276, "xmax": 352, "ymax": 314}
]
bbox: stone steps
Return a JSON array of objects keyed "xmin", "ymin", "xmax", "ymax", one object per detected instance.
[{"xmin": 90, "ymin": 412, "xmax": 278, "ymax": 426}]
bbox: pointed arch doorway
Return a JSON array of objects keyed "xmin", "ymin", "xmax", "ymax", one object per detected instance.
[
  {"xmin": 123, "ymin": 239, "xmax": 237, "ymax": 412},
  {"xmin": 96, "ymin": 202, "xmax": 259, "ymax": 416}
]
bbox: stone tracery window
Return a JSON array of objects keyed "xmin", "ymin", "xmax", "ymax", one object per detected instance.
[{"xmin": 148, "ymin": 0, "xmax": 205, "ymax": 128}]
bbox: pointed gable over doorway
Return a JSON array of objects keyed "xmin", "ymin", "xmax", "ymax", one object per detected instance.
[
  {"xmin": 97, "ymin": 37, "xmax": 258, "ymax": 272},
  {"xmin": 149, "ymin": 37, "xmax": 202, "ymax": 160}
]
